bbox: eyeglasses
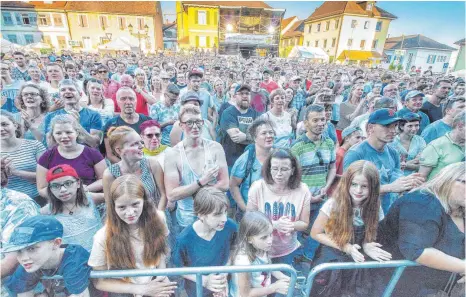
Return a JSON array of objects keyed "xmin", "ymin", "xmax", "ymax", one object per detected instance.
[
  {"xmin": 181, "ymin": 119, "xmax": 204, "ymax": 128},
  {"xmin": 22, "ymin": 92, "xmax": 40, "ymax": 97},
  {"xmin": 98, "ymin": 70, "xmax": 108, "ymax": 73},
  {"xmin": 144, "ymin": 133, "xmax": 161, "ymax": 139},
  {"xmin": 271, "ymin": 167, "xmax": 291, "ymax": 173},
  {"xmin": 49, "ymin": 180, "xmax": 77, "ymax": 191}
]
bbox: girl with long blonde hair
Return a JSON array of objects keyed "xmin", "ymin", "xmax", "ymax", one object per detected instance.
[
  {"xmin": 88, "ymin": 174, "xmax": 176, "ymax": 296},
  {"xmin": 310, "ymin": 160, "xmax": 391, "ymax": 297}
]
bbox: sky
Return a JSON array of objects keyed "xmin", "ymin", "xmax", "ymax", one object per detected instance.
[{"xmin": 160, "ymin": 1, "xmax": 465, "ymax": 47}]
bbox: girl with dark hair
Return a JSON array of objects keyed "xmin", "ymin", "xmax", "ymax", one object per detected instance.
[
  {"xmin": 89, "ymin": 174, "xmax": 177, "ymax": 297},
  {"xmin": 310, "ymin": 160, "xmax": 390, "ymax": 297},
  {"xmin": 41, "ymin": 164, "xmax": 102, "ymax": 251},
  {"xmin": 247, "ymin": 148, "xmax": 310, "ymax": 268}
]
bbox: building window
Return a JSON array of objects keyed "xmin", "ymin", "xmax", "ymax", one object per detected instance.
[
  {"xmin": 21, "ymin": 13, "xmax": 31, "ymax": 25},
  {"xmin": 42, "ymin": 35, "xmax": 52, "ymax": 45},
  {"xmin": 335, "ymin": 19, "xmax": 339, "ymax": 29},
  {"xmin": 99, "ymin": 16, "xmax": 108, "ymax": 29},
  {"xmin": 366, "ymin": 3, "xmax": 373, "ymax": 10},
  {"xmin": 372, "ymin": 39, "xmax": 378, "ymax": 49},
  {"xmin": 325, "ymin": 21, "xmax": 330, "ymax": 31},
  {"xmin": 316, "ymin": 23, "xmax": 321, "ymax": 32},
  {"xmin": 315, "ymin": 40, "xmax": 319, "ymax": 47},
  {"xmin": 323, "ymin": 39, "xmax": 327, "ymax": 48},
  {"xmin": 7, "ymin": 34, "xmax": 17, "ymax": 43},
  {"xmin": 82, "ymin": 36, "xmax": 91, "ymax": 49},
  {"xmin": 199, "ymin": 36, "xmax": 206, "ymax": 47},
  {"xmin": 197, "ymin": 10, "xmax": 206, "ymax": 25},
  {"xmin": 118, "ymin": 17, "xmax": 126, "ymax": 30},
  {"xmin": 57, "ymin": 36, "xmax": 66, "ymax": 48},
  {"xmin": 347, "ymin": 39, "xmax": 353, "ymax": 47},
  {"xmin": 53, "ymin": 14, "xmax": 63, "ymax": 27},
  {"xmin": 427, "ymin": 55, "xmax": 436, "ymax": 64},
  {"xmin": 360, "ymin": 40, "xmax": 366, "ymax": 48},
  {"xmin": 351, "ymin": 20, "xmax": 357, "ymax": 28},
  {"xmin": 2, "ymin": 12, "xmax": 13, "ymax": 25},
  {"xmin": 307, "ymin": 41, "xmax": 310, "ymax": 47},
  {"xmin": 137, "ymin": 17, "xmax": 145, "ymax": 30},
  {"xmin": 376, "ymin": 21, "xmax": 382, "ymax": 32},
  {"xmin": 38, "ymin": 13, "xmax": 50, "ymax": 26},
  {"xmin": 78, "ymin": 14, "xmax": 88, "ymax": 27},
  {"xmin": 24, "ymin": 34, "xmax": 34, "ymax": 44},
  {"xmin": 364, "ymin": 21, "xmax": 369, "ymax": 29},
  {"xmin": 308, "ymin": 24, "xmax": 312, "ymax": 33},
  {"xmin": 332, "ymin": 38, "xmax": 336, "ymax": 47}
]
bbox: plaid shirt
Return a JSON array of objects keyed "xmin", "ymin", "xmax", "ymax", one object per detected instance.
[
  {"xmin": 291, "ymin": 133, "xmax": 336, "ymax": 196},
  {"xmin": 10, "ymin": 67, "xmax": 45, "ymax": 82},
  {"xmin": 290, "ymin": 88, "xmax": 307, "ymax": 113}
]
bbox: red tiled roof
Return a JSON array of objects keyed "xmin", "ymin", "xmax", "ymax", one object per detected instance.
[
  {"xmin": 1, "ymin": 1, "xmax": 67, "ymax": 10},
  {"xmin": 283, "ymin": 20, "xmax": 304, "ymax": 38},
  {"xmin": 281, "ymin": 16, "xmax": 296, "ymax": 30},
  {"xmin": 305, "ymin": 1, "xmax": 396, "ymax": 22},
  {"xmin": 182, "ymin": 1, "xmax": 272, "ymax": 9}
]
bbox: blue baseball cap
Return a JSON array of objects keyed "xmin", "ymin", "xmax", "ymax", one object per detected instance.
[
  {"xmin": 181, "ymin": 90, "xmax": 204, "ymax": 105},
  {"xmin": 235, "ymin": 84, "xmax": 251, "ymax": 94},
  {"xmin": 3, "ymin": 216, "xmax": 63, "ymax": 253},
  {"xmin": 400, "ymin": 112, "xmax": 421, "ymax": 122},
  {"xmin": 368, "ymin": 108, "xmax": 402, "ymax": 125},
  {"xmin": 404, "ymin": 90, "xmax": 425, "ymax": 101},
  {"xmin": 341, "ymin": 126, "xmax": 362, "ymax": 139}
]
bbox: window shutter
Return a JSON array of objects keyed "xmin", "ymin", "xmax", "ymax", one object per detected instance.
[
  {"xmin": 213, "ymin": 11, "xmax": 217, "ymax": 25},
  {"xmin": 29, "ymin": 13, "xmax": 37, "ymax": 25},
  {"xmin": 195, "ymin": 36, "xmax": 199, "ymax": 47},
  {"xmin": 195, "ymin": 11, "xmax": 199, "ymax": 24},
  {"xmin": 206, "ymin": 36, "xmax": 210, "ymax": 47},
  {"xmin": 206, "ymin": 10, "xmax": 210, "ymax": 25},
  {"xmin": 15, "ymin": 13, "xmax": 22, "ymax": 24}
]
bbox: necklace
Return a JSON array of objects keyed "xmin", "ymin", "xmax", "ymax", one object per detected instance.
[
  {"xmin": 63, "ymin": 203, "xmax": 77, "ymax": 215},
  {"xmin": 28, "ymin": 113, "xmax": 42, "ymax": 123}
]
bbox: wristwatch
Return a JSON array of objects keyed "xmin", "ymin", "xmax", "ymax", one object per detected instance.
[{"xmin": 197, "ymin": 179, "xmax": 204, "ymax": 188}]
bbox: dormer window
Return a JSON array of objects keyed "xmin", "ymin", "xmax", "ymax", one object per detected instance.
[{"xmin": 366, "ymin": 3, "xmax": 373, "ymax": 11}]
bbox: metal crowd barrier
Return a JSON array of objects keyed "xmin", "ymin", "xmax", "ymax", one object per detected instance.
[
  {"xmin": 45, "ymin": 264, "xmax": 297, "ymax": 297},
  {"xmin": 303, "ymin": 260, "xmax": 420, "ymax": 297}
]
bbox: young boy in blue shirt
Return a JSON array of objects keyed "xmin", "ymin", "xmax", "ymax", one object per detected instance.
[
  {"xmin": 4, "ymin": 216, "xmax": 92, "ymax": 297},
  {"xmin": 173, "ymin": 187, "xmax": 237, "ymax": 297}
]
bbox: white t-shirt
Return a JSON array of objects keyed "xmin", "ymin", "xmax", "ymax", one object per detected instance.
[
  {"xmin": 88, "ymin": 210, "xmax": 168, "ymax": 289},
  {"xmin": 320, "ymin": 198, "xmax": 384, "ymax": 226},
  {"xmin": 231, "ymin": 252, "xmax": 271, "ymax": 297}
]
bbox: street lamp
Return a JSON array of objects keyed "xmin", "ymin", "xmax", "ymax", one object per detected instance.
[{"xmin": 128, "ymin": 23, "xmax": 150, "ymax": 53}]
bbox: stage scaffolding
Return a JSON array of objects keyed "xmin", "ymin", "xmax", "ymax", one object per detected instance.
[{"xmin": 218, "ymin": 7, "xmax": 285, "ymax": 57}]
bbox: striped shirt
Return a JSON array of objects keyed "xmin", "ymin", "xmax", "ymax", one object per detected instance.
[
  {"xmin": 0, "ymin": 139, "xmax": 45, "ymax": 198},
  {"xmin": 291, "ymin": 133, "xmax": 336, "ymax": 196}
]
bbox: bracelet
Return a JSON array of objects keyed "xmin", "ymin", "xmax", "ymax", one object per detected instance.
[{"xmin": 197, "ymin": 179, "xmax": 204, "ymax": 188}]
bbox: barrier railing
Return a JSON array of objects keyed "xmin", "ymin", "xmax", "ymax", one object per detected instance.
[
  {"xmin": 45, "ymin": 264, "xmax": 297, "ymax": 297},
  {"xmin": 303, "ymin": 260, "xmax": 420, "ymax": 297}
]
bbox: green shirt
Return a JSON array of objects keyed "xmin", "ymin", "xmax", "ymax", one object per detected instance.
[{"xmin": 419, "ymin": 133, "xmax": 465, "ymax": 180}]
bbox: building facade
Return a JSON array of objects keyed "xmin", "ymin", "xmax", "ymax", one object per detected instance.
[
  {"xmin": 384, "ymin": 34, "xmax": 456, "ymax": 73},
  {"xmin": 176, "ymin": 1, "xmax": 285, "ymax": 57},
  {"xmin": 302, "ymin": 1, "xmax": 396, "ymax": 64},
  {"xmin": 280, "ymin": 20, "xmax": 304, "ymax": 58},
  {"xmin": 453, "ymin": 38, "xmax": 465, "ymax": 72},
  {"xmin": 163, "ymin": 22, "xmax": 177, "ymax": 51}
]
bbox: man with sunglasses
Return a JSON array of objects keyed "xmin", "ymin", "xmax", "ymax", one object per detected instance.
[
  {"xmin": 149, "ymin": 84, "xmax": 181, "ymax": 145},
  {"xmin": 95, "ymin": 65, "xmax": 119, "ymax": 100},
  {"xmin": 421, "ymin": 96, "xmax": 465, "ymax": 143},
  {"xmin": 291, "ymin": 104, "xmax": 336, "ymax": 262}
]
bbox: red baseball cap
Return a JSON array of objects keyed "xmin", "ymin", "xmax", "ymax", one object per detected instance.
[{"xmin": 46, "ymin": 164, "xmax": 79, "ymax": 183}]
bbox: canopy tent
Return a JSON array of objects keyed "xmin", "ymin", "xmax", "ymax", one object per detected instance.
[
  {"xmin": 1, "ymin": 38, "xmax": 23, "ymax": 52},
  {"xmin": 97, "ymin": 37, "xmax": 140, "ymax": 53},
  {"xmin": 24, "ymin": 42, "xmax": 52, "ymax": 53},
  {"xmin": 288, "ymin": 46, "xmax": 329, "ymax": 62},
  {"xmin": 337, "ymin": 50, "xmax": 383, "ymax": 61}
]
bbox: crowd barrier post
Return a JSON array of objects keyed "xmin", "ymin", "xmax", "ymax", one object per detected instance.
[
  {"xmin": 303, "ymin": 260, "xmax": 420, "ymax": 297},
  {"xmin": 44, "ymin": 264, "xmax": 297, "ymax": 297}
]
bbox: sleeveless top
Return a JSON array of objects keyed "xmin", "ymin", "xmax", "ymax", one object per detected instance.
[
  {"xmin": 108, "ymin": 157, "xmax": 160, "ymax": 206},
  {"xmin": 52, "ymin": 194, "xmax": 102, "ymax": 251},
  {"xmin": 175, "ymin": 138, "xmax": 214, "ymax": 228}
]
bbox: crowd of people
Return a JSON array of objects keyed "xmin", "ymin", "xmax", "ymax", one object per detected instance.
[{"xmin": 0, "ymin": 49, "xmax": 465, "ymax": 297}]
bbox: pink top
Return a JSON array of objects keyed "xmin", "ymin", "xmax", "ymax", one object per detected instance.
[{"xmin": 247, "ymin": 179, "xmax": 311, "ymax": 258}]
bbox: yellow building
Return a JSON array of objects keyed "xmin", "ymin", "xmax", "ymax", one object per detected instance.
[
  {"xmin": 280, "ymin": 20, "xmax": 304, "ymax": 58},
  {"xmin": 176, "ymin": 1, "xmax": 285, "ymax": 57},
  {"xmin": 302, "ymin": 1, "xmax": 396, "ymax": 65}
]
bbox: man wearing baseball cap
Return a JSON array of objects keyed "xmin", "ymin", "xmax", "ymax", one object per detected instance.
[
  {"xmin": 288, "ymin": 75, "xmax": 308, "ymax": 114},
  {"xmin": 179, "ymin": 69, "xmax": 213, "ymax": 121},
  {"xmin": 396, "ymin": 90, "xmax": 430, "ymax": 134},
  {"xmin": 260, "ymin": 68, "xmax": 279, "ymax": 94},
  {"xmin": 4, "ymin": 216, "xmax": 92, "ymax": 296},
  {"xmin": 344, "ymin": 108, "xmax": 425, "ymax": 213}
]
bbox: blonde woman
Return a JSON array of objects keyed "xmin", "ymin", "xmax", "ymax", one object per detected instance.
[{"xmin": 378, "ymin": 162, "xmax": 465, "ymax": 297}]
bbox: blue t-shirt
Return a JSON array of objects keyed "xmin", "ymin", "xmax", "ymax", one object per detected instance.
[
  {"xmin": 173, "ymin": 219, "xmax": 237, "ymax": 297},
  {"xmin": 420, "ymin": 120, "xmax": 452, "ymax": 144},
  {"xmin": 7, "ymin": 244, "xmax": 91, "ymax": 295},
  {"xmin": 231, "ymin": 150, "xmax": 263, "ymax": 204},
  {"xmin": 388, "ymin": 135, "xmax": 426, "ymax": 176},
  {"xmin": 219, "ymin": 106, "xmax": 260, "ymax": 167},
  {"xmin": 1, "ymin": 81, "xmax": 22, "ymax": 113},
  {"xmin": 43, "ymin": 108, "xmax": 103, "ymax": 136},
  {"xmin": 396, "ymin": 107, "xmax": 430, "ymax": 135},
  {"xmin": 323, "ymin": 122, "xmax": 337, "ymax": 144},
  {"xmin": 343, "ymin": 140, "xmax": 403, "ymax": 214}
]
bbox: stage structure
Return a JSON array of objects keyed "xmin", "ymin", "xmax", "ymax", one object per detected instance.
[{"xmin": 218, "ymin": 6, "xmax": 285, "ymax": 58}]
